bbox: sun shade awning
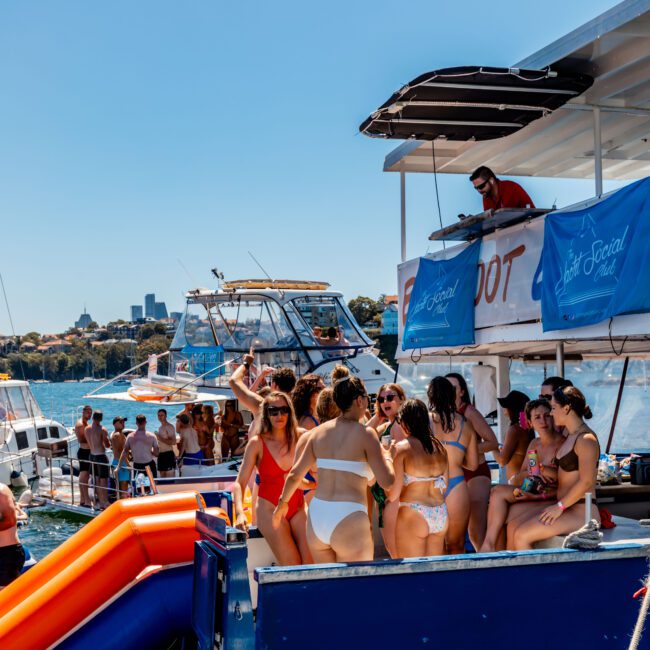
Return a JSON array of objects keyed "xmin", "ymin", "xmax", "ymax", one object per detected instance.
[
  {"xmin": 359, "ymin": 66, "xmax": 593, "ymax": 141},
  {"xmin": 376, "ymin": 0, "xmax": 650, "ymax": 180}
]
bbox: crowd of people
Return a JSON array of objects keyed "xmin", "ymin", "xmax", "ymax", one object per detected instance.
[{"xmin": 229, "ymin": 361, "xmax": 601, "ymax": 565}]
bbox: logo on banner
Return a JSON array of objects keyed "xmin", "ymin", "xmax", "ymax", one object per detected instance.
[
  {"xmin": 407, "ymin": 266, "xmax": 459, "ymax": 331},
  {"xmin": 555, "ymin": 213, "xmax": 629, "ymax": 308}
]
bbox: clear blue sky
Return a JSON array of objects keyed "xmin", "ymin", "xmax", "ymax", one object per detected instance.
[{"xmin": 0, "ymin": 0, "xmax": 625, "ymax": 334}]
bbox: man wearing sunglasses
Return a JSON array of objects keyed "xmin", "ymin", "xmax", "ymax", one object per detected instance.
[{"xmin": 470, "ymin": 166, "xmax": 535, "ymax": 211}]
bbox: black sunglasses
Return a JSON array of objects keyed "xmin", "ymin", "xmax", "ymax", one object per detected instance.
[
  {"xmin": 474, "ymin": 178, "xmax": 490, "ymax": 191},
  {"xmin": 267, "ymin": 406, "xmax": 291, "ymax": 416},
  {"xmin": 378, "ymin": 394, "xmax": 397, "ymax": 404},
  {"xmin": 538, "ymin": 394, "xmax": 552, "ymax": 400}
]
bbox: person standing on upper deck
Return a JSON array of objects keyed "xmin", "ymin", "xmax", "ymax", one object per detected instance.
[{"xmin": 470, "ymin": 166, "xmax": 535, "ymax": 211}]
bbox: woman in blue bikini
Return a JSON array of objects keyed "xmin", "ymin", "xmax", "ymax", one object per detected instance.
[
  {"xmin": 389, "ymin": 399, "xmax": 449, "ymax": 558},
  {"xmin": 428, "ymin": 377, "xmax": 479, "ymax": 554}
]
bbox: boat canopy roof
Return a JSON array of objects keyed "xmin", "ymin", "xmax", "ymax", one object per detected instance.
[
  {"xmin": 374, "ymin": 0, "xmax": 650, "ymax": 181},
  {"xmin": 359, "ymin": 66, "xmax": 592, "ymax": 141}
]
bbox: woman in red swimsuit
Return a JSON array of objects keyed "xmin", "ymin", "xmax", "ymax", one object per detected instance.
[{"xmin": 233, "ymin": 392, "xmax": 312, "ymax": 565}]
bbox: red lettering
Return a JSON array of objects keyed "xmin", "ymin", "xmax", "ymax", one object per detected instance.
[
  {"xmin": 485, "ymin": 256, "xmax": 501, "ymax": 304},
  {"xmin": 501, "ymin": 244, "xmax": 526, "ymax": 302},
  {"xmin": 475, "ymin": 261, "xmax": 485, "ymax": 306}
]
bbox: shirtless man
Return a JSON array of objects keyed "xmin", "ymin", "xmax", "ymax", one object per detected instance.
[
  {"xmin": 110, "ymin": 417, "xmax": 131, "ymax": 499},
  {"xmin": 74, "ymin": 405, "xmax": 93, "ymax": 507},
  {"xmin": 85, "ymin": 410, "xmax": 111, "ymax": 509},
  {"xmin": 117, "ymin": 414, "xmax": 159, "ymax": 479},
  {"xmin": 0, "ymin": 483, "xmax": 25, "ymax": 589},
  {"xmin": 156, "ymin": 409, "xmax": 177, "ymax": 478}
]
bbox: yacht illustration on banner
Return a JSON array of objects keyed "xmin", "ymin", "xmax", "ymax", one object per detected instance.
[
  {"xmin": 555, "ymin": 212, "xmax": 626, "ymax": 309},
  {"xmin": 407, "ymin": 263, "xmax": 456, "ymax": 332}
]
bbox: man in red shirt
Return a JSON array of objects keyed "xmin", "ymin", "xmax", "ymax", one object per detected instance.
[{"xmin": 470, "ymin": 166, "xmax": 535, "ymax": 211}]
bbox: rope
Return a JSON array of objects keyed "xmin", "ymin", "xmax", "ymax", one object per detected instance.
[
  {"xmin": 630, "ymin": 574, "xmax": 650, "ymax": 650},
  {"xmin": 562, "ymin": 519, "xmax": 603, "ymax": 549}
]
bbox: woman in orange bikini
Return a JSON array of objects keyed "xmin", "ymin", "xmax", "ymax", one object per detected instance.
[{"xmin": 232, "ymin": 392, "xmax": 311, "ymax": 565}]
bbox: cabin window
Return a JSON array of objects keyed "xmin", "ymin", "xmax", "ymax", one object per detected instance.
[
  {"xmin": 5, "ymin": 387, "xmax": 30, "ymax": 420},
  {"xmin": 291, "ymin": 297, "xmax": 371, "ymax": 348},
  {"xmin": 37, "ymin": 427, "xmax": 48, "ymax": 440},
  {"xmin": 15, "ymin": 431, "xmax": 29, "ymax": 450},
  {"xmin": 49, "ymin": 426, "xmax": 61, "ymax": 439},
  {"xmin": 0, "ymin": 387, "xmax": 8, "ymax": 421},
  {"xmin": 21, "ymin": 386, "xmax": 42, "ymax": 418}
]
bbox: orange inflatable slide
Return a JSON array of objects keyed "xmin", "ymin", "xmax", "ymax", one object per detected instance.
[{"xmin": 0, "ymin": 494, "xmax": 228, "ymax": 649}]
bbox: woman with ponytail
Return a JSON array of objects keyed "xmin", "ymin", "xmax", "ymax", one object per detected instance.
[
  {"xmin": 511, "ymin": 386, "xmax": 600, "ymax": 549},
  {"xmin": 389, "ymin": 399, "xmax": 449, "ymax": 557}
]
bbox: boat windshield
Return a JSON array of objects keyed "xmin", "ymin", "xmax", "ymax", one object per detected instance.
[
  {"xmin": 172, "ymin": 295, "xmax": 372, "ymax": 353},
  {"xmin": 0, "ymin": 385, "xmax": 43, "ymax": 421}
]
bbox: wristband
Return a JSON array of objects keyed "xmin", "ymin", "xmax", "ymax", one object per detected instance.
[{"xmin": 556, "ymin": 500, "xmax": 566, "ymax": 511}]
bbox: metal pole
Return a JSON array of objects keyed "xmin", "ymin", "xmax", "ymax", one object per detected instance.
[
  {"xmin": 606, "ymin": 356, "xmax": 629, "ymax": 453},
  {"xmin": 593, "ymin": 107, "xmax": 603, "ymax": 197},
  {"xmin": 556, "ymin": 341, "xmax": 565, "ymax": 378},
  {"xmin": 400, "ymin": 167, "xmax": 406, "ymax": 263}
]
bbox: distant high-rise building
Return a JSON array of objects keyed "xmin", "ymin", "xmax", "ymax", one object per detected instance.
[
  {"xmin": 130, "ymin": 305, "xmax": 143, "ymax": 322},
  {"xmin": 75, "ymin": 308, "xmax": 93, "ymax": 329},
  {"xmin": 154, "ymin": 302, "xmax": 168, "ymax": 320},
  {"xmin": 145, "ymin": 294, "xmax": 156, "ymax": 318},
  {"xmin": 170, "ymin": 311, "xmax": 183, "ymax": 323}
]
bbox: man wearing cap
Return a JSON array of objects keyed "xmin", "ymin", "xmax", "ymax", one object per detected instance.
[
  {"xmin": 470, "ymin": 166, "xmax": 535, "ymax": 211},
  {"xmin": 110, "ymin": 416, "xmax": 131, "ymax": 499},
  {"xmin": 156, "ymin": 409, "xmax": 177, "ymax": 478},
  {"xmin": 117, "ymin": 414, "xmax": 159, "ymax": 480},
  {"xmin": 85, "ymin": 410, "xmax": 111, "ymax": 509},
  {"xmin": 494, "ymin": 390, "xmax": 535, "ymax": 480}
]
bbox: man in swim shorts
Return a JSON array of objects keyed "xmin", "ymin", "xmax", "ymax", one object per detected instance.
[
  {"xmin": 117, "ymin": 414, "xmax": 159, "ymax": 479},
  {"xmin": 74, "ymin": 405, "xmax": 93, "ymax": 507},
  {"xmin": 0, "ymin": 482, "xmax": 25, "ymax": 589},
  {"xmin": 110, "ymin": 417, "xmax": 131, "ymax": 499},
  {"xmin": 156, "ymin": 409, "xmax": 177, "ymax": 478},
  {"xmin": 85, "ymin": 410, "xmax": 111, "ymax": 509}
]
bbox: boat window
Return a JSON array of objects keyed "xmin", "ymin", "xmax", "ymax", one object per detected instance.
[
  {"xmin": 5, "ymin": 387, "xmax": 30, "ymax": 420},
  {"xmin": 21, "ymin": 386, "xmax": 42, "ymax": 418},
  {"xmin": 0, "ymin": 387, "xmax": 9, "ymax": 421},
  {"xmin": 290, "ymin": 297, "xmax": 372, "ymax": 348},
  {"xmin": 173, "ymin": 299, "xmax": 300, "ymax": 352},
  {"xmin": 37, "ymin": 427, "xmax": 48, "ymax": 440},
  {"xmin": 14, "ymin": 431, "xmax": 29, "ymax": 451},
  {"xmin": 49, "ymin": 426, "xmax": 61, "ymax": 439}
]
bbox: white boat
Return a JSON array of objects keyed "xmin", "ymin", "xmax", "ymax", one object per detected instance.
[
  {"xmin": 0, "ymin": 378, "xmax": 74, "ymax": 486},
  {"xmin": 168, "ymin": 279, "xmax": 396, "ymax": 396}
]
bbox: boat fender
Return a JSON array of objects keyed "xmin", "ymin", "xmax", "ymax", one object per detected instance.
[{"xmin": 10, "ymin": 471, "xmax": 28, "ymax": 488}]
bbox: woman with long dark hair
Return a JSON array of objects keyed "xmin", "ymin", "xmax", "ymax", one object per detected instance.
[
  {"xmin": 445, "ymin": 372, "xmax": 498, "ymax": 550},
  {"xmin": 511, "ymin": 386, "xmax": 600, "ymax": 549},
  {"xmin": 389, "ymin": 399, "xmax": 449, "ymax": 557},
  {"xmin": 233, "ymin": 391, "xmax": 311, "ymax": 565},
  {"xmin": 292, "ymin": 374, "xmax": 325, "ymax": 431},
  {"xmin": 428, "ymin": 376, "xmax": 478, "ymax": 554}
]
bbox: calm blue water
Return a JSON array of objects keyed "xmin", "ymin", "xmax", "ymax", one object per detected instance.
[
  {"xmin": 18, "ymin": 507, "xmax": 87, "ymax": 560},
  {"xmin": 31, "ymin": 380, "xmax": 184, "ymax": 429}
]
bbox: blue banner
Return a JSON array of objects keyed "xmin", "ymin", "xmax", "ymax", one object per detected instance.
[
  {"xmin": 403, "ymin": 240, "xmax": 482, "ymax": 350},
  {"xmin": 542, "ymin": 177, "xmax": 650, "ymax": 331}
]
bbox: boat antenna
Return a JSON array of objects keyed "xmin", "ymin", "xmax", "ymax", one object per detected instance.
[
  {"xmin": 210, "ymin": 267, "xmax": 225, "ymax": 289},
  {"xmin": 247, "ymin": 251, "xmax": 284, "ymax": 297},
  {"xmin": 0, "ymin": 271, "xmax": 25, "ymax": 380},
  {"xmin": 431, "ymin": 139, "xmax": 446, "ymax": 251}
]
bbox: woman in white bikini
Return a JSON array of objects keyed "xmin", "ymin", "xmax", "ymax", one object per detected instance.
[
  {"xmin": 274, "ymin": 376, "xmax": 394, "ymax": 562},
  {"xmin": 389, "ymin": 399, "xmax": 449, "ymax": 558}
]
